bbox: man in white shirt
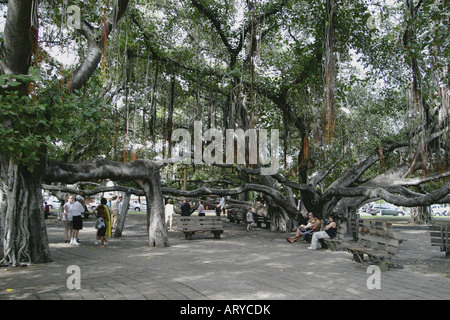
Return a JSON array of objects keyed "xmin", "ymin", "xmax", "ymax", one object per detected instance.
[
  {"xmin": 69, "ymin": 195, "xmax": 85, "ymax": 246},
  {"xmin": 165, "ymin": 199, "xmax": 174, "ymax": 231},
  {"xmin": 110, "ymin": 195, "xmax": 120, "ymax": 229},
  {"xmin": 216, "ymin": 196, "xmax": 225, "ymax": 216},
  {"xmin": 118, "ymin": 196, "xmax": 123, "ymax": 215}
]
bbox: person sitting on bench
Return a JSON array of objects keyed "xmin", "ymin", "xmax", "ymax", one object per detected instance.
[
  {"xmin": 286, "ymin": 213, "xmax": 321, "ymax": 243},
  {"xmin": 308, "ymin": 215, "xmax": 337, "ymax": 250}
]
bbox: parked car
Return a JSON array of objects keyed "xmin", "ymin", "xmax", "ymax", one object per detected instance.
[
  {"xmin": 365, "ymin": 203, "xmax": 375, "ymax": 213},
  {"xmin": 47, "ymin": 199, "xmax": 61, "ymax": 210},
  {"xmin": 88, "ymin": 201, "xmax": 101, "ymax": 210},
  {"xmin": 368, "ymin": 203, "xmax": 403, "ymax": 216},
  {"xmin": 430, "ymin": 204, "xmax": 447, "ymax": 216},
  {"xmin": 130, "ymin": 201, "xmax": 147, "ymax": 211}
]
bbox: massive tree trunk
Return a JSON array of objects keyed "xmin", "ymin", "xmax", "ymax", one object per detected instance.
[
  {"xmin": 0, "ymin": 155, "xmax": 50, "ymax": 266},
  {"xmin": 113, "ymin": 188, "xmax": 131, "ymax": 238},
  {"xmin": 410, "ymin": 207, "xmax": 431, "ymax": 225},
  {"xmin": 0, "ymin": 0, "xmax": 51, "ymax": 266},
  {"xmin": 136, "ymin": 176, "xmax": 168, "ymax": 247}
]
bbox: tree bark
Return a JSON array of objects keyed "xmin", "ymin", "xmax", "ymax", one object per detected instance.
[
  {"xmin": 113, "ymin": 188, "xmax": 132, "ymax": 238},
  {"xmin": 1, "ymin": 0, "xmax": 32, "ymax": 75},
  {"xmin": 68, "ymin": 0, "xmax": 130, "ymax": 92},
  {"xmin": 0, "ymin": 155, "xmax": 50, "ymax": 266},
  {"xmin": 410, "ymin": 207, "xmax": 431, "ymax": 225},
  {"xmin": 0, "ymin": 0, "xmax": 51, "ymax": 266},
  {"xmin": 136, "ymin": 176, "xmax": 168, "ymax": 248}
]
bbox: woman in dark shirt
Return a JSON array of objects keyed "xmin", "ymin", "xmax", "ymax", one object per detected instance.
[{"xmin": 308, "ymin": 215, "xmax": 337, "ymax": 250}]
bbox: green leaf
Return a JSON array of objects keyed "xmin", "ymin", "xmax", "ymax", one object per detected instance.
[{"xmin": 8, "ymin": 80, "xmax": 21, "ymax": 87}]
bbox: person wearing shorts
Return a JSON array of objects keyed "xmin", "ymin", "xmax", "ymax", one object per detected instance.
[
  {"xmin": 246, "ymin": 208, "xmax": 254, "ymax": 231},
  {"xmin": 95, "ymin": 205, "xmax": 108, "ymax": 247},
  {"xmin": 70, "ymin": 196, "xmax": 85, "ymax": 246},
  {"xmin": 62, "ymin": 196, "xmax": 73, "ymax": 243}
]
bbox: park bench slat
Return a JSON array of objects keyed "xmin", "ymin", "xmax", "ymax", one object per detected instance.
[
  {"xmin": 428, "ymin": 225, "xmax": 450, "ymax": 256},
  {"xmin": 343, "ymin": 243, "xmax": 394, "ymax": 265},
  {"xmin": 176, "ymin": 216, "xmax": 224, "ymax": 240},
  {"xmin": 359, "ymin": 226, "xmax": 396, "ymax": 239},
  {"xmin": 358, "ymin": 232, "xmax": 399, "ymax": 255},
  {"xmin": 341, "ymin": 219, "xmax": 402, "ymax": 271}
]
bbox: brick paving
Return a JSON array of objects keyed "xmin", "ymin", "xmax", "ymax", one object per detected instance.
[{"xmin": 0, "ymin": 213, "xmax": 449, "ymax": 302}]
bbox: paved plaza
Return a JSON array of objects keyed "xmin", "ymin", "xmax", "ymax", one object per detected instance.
[{"xmin": 0, "ymin": 212, "xmax": 449, "ymax": 304}]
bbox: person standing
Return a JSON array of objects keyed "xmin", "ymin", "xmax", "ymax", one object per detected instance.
[
  {"xmin": 198, "ymin": 201, "xmax": 205, "ymax": 216},
  {"xmin": 94, "ymin": 198, "xmax": 112, "ymax": 244},
  {"xmin": 95, "ymin": 205, "xmax": 109, "ymax": 247},
  {"xmin": 181, "ymin": 199, "xmax": 191, "ymax": 216},
  {"xmin": 246, "ymin": 208, "xmax": 254, "ymax": 231},
  {"xmin": 118, "ymin": 196, "xmax": 123, "ymax": 215},
  {"xmin": 165, "ymin": 199, "xmax": 174, "ymax": 231},
  {"xmin": 216, "ymin": 196, "xmax": 226, "ymax": 216},
  {"xmin": 63, "ymin": 196, "xmax": 74, "ymax": 243},
  {"xmin": 101, "ymin": 197, "xmax": 112, "ymax": 239},
  {"xmin": 44, "ymin": 202, "xmax": 50, "ymax": 219},
  {"xmin": 110, "ymin": 195, "xmax": 120, "ymax": 229},
  {"xmin": 70, "ymin": 196, "xmax": 85, "ymax": 246}
]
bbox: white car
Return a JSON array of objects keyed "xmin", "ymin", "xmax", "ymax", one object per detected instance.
[
  {"xmin": 130, "ymin": 201, "xmax": 147, "ymax": 211},
  {"xmin": 47, "ymin": 200, "xmax": 61, "ymax": 210},
  {"xmin": 430, "ymin": 205, "xmax": 447, "ymax": 216},
  {"xmin": 88, "ymin": 201, "xmax": 101, "ymax": 210}
]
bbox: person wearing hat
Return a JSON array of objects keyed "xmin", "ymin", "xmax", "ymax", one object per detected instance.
[{"xmin": 69, "ymin": 195, "xmax": 85, "ymax": 246}]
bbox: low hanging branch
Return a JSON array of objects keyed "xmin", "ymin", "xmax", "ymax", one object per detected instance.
[
  {"xmin": 44, "ymin": 159, "xmax": 164, "ymax": 183},
  {"xmin": 324, "ymin": 183, "xmax": 450, "ymax": 207},
  {"xmin": 42, "ymin": 184, "xmax": 145, "ymax": 197},
  {"xmin": 161, "ymin": 183, "xmax": 299, "ymax": 216}
]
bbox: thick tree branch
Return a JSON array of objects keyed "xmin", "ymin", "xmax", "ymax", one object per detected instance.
[
  {"xmin": 1, "ymin": 0, "xmax": 32, "ymax": 75},
  {"xmin": 42, "ymin": 184, "xmax": 145, "ymax": 197},
  {"xmin": 325, "ymin": 182, "xmax": 450, "ymax": 207},
  {"xmin": 191, "ymin": 0, "xmax": 289, "ymax": 57},
  {"xmin": 68, "ymin": 0, "xmax": 129, "ymax": 91},
  {"xmin": 45, "ymin": 159, "xmax": 164, "ymax": 184},
  {"xmin": 162, "ymin": 183, "xmax": 299, "ymax": 217}
]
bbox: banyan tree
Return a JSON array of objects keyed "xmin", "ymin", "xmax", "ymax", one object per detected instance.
[{"xmin": 0, "ymin": 0, "xmax": 448, "ymax": 266}]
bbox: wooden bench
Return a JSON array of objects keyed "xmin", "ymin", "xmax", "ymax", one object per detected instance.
[
  {"xmin": 429, "ymin": 225, "xmax": 450, "ymax": 257},
  {"xmin": 255, "ymin": 215, "xmax": 271, "ymax": 229},
  {"xmin": 342, "ymin": 220, "xmax": 401, "ymax": 271},
  {"xmin": 176, "ymin": 216, "xmax": 224, "ymax": 240}
]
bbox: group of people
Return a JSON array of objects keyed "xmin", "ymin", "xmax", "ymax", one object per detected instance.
[
  {"xmin": 62, "ymin": 195, "xmax": 124, "ymax": 247},
  {"xmin": 163, "ymin": 199, "xmax": 201, "ymax": 232},
  {"xmin": 61, "ymin": 193, "xmax": 336, "ymax": 249},
  {"xmin": 286, "ymin": 213, "xmax": 337, "ymax": 250},
  {"xmin": 62, "ymin": 195, "xmax": 85, "ymax": 246},
  {"xmin": 163, "ymin": 197, "xmax": 227, "ymax": 231}
]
